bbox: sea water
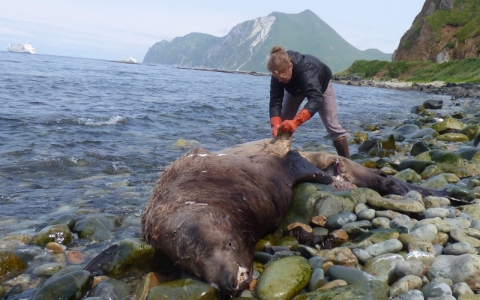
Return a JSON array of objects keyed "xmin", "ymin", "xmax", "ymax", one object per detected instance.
[{"xmin": 0, "ymin": 51, "xmax": 454, "ymax": 239}]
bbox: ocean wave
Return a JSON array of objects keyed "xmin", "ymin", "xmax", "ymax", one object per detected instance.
[{"xmin": 77, "ymin": 115, "xmax": 128, "ymax": 126}]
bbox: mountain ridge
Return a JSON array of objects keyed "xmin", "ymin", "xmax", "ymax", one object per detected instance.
[{"xmin": 143, "ymin": 9, "xmax": 391, "ymax": 73}]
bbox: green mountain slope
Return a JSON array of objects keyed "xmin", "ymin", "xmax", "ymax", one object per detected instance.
[
  {"xmin": 393, "ymin": 0, "xmax": 480, "ymax": 62},
  {"xmin": 143, "ymin": 10, "xmax": 392, "ymax": 73}
]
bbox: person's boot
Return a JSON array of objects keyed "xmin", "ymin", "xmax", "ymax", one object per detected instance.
[{"xmin": 333, "ymin": 137, "xmax": 350, "ymax": 159}]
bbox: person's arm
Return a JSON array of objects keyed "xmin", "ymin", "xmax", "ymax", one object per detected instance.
[
  {"xmin": 269, "ymin": 76, "xmax": 284, "ymax": 118},
  {"xmin": 269, "ymin": 77, "xmax": 284, "ymax": 137}
]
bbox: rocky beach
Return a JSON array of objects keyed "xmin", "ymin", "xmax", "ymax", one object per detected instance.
[
  {"xmin": 3, "ymin": 83, "xmax": 480, "ymax": 300},
  {"xmin": 333, "ymin": 77, "xmax": 480, "ymax": 101}
]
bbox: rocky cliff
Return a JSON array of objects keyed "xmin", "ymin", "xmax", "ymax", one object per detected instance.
[
  {"xmin": 393, "ymin": 0, "xmax": 480, "ymax": 62},
  {"xmin": 143, "ymin": 10, "xmax": 391, "ymax": 73}
]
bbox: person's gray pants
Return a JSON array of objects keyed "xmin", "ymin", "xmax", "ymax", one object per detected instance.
[{"xmin": 281, "ymin": 80, "xmax": 348, "ymax": 141}]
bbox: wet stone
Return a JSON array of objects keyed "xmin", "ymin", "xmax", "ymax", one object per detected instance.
[
  {"xmin": 362, "ymin": 253, "xmax": 404, "ymax": 284},
  {"xmin": 307, "ymin": 256, "xmax": 325, "ymax": 270},
  {"xmin": 312, "ymin": 227, "xmax": 328, "ymax": 236},
  {"xmin": 341, "ymin": 220, "xmax": 372, "ymax": 235},
  {"xmin": 146, "ymin": 278, "xmax": 216, "ymax": 300},
  {"xmin": 389, "ymin": 275, "xmax": 423, "ymax": 298},
  {"xmin": 451, "ymin": 282, "xmax": 474, "ymax": 298},
  {"xmin": 425, "ymin": 208, "xmax": 450, "ymax": 219},
  {"xmin": 408, "ymin": 241, "xmax": 435, "ymax": 255},
  {"xmin": 50, "ymin": 214, "xmax": 77, "ymax": 229},
  {"xmin": 67, "ymin": 250, "xmax": 85, "ymax": 264},
  {"xmin": 255, "ymin": 256, "xmax": 311, "ymax": 300},
  {"xmin": 0, "ymin": 250, "xmax": 27, "ymax": 279},
  {"xmin": 390, "ymin": 214, "xmax": 413, "ymax": 234},
  {"xmin": 73, "ymin": 215, "xmax": 120, "ymax": 243},
  {"xmin": 254, "ymin": 252, "xmax": 273, "ymax": 265},
  {"xmin": 107, "ymin": 238, "xmax": 156, "ymax": 278},
  {"xmin": 30, "ymin": 224, "xmax": 73, "ymax": 246},
  {"xmin": 421, "ymin": 282, "xmax": 453, "ymax": 298},
  {"xmin": 449, "ymin": 229, "xmax": 480, "ymax": 247},
  {"xmin": 318, "ymin": 247, "xmax": 358, "ymax": 267},
  {"xmin": 87, "ymin": 278, "xmax": 131, "ymax": 300},
  {"xmin": 376, "ymin": 210, "xmax": 402, "ymax": 219},
  {"xmin": 391, "ymin": 289, "xmax": 424, "ymax": 300},
  {"xmin": 352, "ymin": 248, "xmax": 372, "ymax": 264},
  {"xmin": 443, "ymin": 242, "xmax": 476, "ymax": 255},
  {"xmin": 33, "ymin": 263, "xmax": 66, "ymax": 276},
  {"xmin": 326, "ymin": 265, "xmax": 376, "ymax": 284},
  {"xmin": 356, "ymin": 208, "xmax": 376, "ymax": 220},
  {"xmin": 31, "ymin": 270, "xmax": 93, "ymax": 300},
  {"xmin": 394, "ymin": 259, "xmax": 426, "ymax": 277},
  {"xmin": 325, "ymin": 212, "xmax": 357, "ymax": 230},
  {"xmin": 133, "ymin": 272, "xmax": 167, "ymax": 300},
  {"xmin": 275, "ymin": 236, "xmax": 299, "ymax": 250},
  {"xmin": 307, "ymin": 268, "xmax": 326, "ymax": 291},
  {"xmin": 365, "ymin": 239, "xmax": 403, "ymax": 257},
  {"xmin": 410, "ymin": 224, "xmax": 438, "ymax": 243},
  {"xmin": 406, "ymin": 250, "xmax": 436, "ymax": 266},
  {"xmin": 371, "ymin": 217, "xmax": 390, "ymax": 228},
  {"xmin": 296, "ymin": 244, "xmax": 318, "ymax": 259},
  {"xmin": 46, "ymin": 242, "xmax": 66, "ymax": 253},
  {"xmin": 294, "ymin": 279, "xmax": 390, "ymax": 300},
  {"xmin": 264, "ymin": 245, "xmax": 290, "ymax": 254}
]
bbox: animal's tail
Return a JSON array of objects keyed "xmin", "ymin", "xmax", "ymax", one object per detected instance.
[
  {"xmin": 390, "ymin": 177, "xmax": 470, "ymax": 206},
  {"xmin": 83, "ymin": 244, "xmax": 118, "ymax": 275}
]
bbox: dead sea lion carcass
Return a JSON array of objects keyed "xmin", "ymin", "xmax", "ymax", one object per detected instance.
[
  {"xmin": 300, "ymin": 150, "xmax": 458, "ymax": 201},
  {"xmin": 140, "ymin": 133, "xmax": 332, "ymax": 295}
]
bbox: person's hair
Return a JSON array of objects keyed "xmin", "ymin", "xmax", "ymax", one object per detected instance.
[{"xmin": 267, "ymin": 46, "xmax": 291, "ymax": 73}]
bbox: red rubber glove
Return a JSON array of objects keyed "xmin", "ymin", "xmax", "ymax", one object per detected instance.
[
  {"xmin": 270, "ymin": 116, "xmax": 282, "ymax": 137},
  {"xmin": 279, "ymin": 109, "xmax": 311, "ymax": 133}
]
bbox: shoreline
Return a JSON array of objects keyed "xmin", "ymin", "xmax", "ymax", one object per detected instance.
[
  {"xmin": 173, "ymin": 66, "xmax": 480, "ymax": 99},
  {"xmin": 332, "ymin": 77, "xmax": 480, "ymax": 99}
]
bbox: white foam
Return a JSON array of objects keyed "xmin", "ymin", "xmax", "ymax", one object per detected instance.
[{"xmin": 78, "ymin": 115, "xmax": 127, "ymax": 126}]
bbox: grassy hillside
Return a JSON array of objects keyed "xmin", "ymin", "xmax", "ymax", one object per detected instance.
[
  {"xmin": 426, "ymin": 0, "xmax": 480, "ymax": 43},
  {"xmin": 395, "ymin": 0, "xmax": 480, "ymax": 61},
  {"xmin": 335, "ymin": 58, "xmax": 480, "ymax": 83}
]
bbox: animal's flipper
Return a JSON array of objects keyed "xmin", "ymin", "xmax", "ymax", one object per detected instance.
[
  {"xmin": 389, "ymin": 177, "xmax": 471, "ymax": 206},
  {"xmin": 83, "ymin": 244, "xmax": 118, "ymax": 275},
  {"xmin": 285, "ymin": 150, "xmax": 333, "ymax": 185}
]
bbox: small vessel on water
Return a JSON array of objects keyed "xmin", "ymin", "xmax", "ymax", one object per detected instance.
[
  {"xmin": 121, "ymin": 56, "xmax": 137, "ymax": 64},
  {"xmin": 7, "ymin": 43, "xmax": 35, "ymax": 54}
]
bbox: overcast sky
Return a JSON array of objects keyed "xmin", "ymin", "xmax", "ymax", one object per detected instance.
[{"xmin": 0, "ymin": 0, "xmax": 425, "ymax": 61}]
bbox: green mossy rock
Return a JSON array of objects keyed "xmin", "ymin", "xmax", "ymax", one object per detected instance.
[
  {"xmin": 381, "ymin": 134, "xmax": 396, "ymax": 151},
  {"xmin": 415, "ymin": 150, "xmax": 463, "ymax": 166},
  {"xmin": 393, "ymin": 168, "xmax": 422, "ymax": 183},
  {"xmin": 432, "ymin": 117, "xmax": 466, "ymax": 133},
  {"xmin": 460, "ymin": 124, "xmax": 480, "ymax": 140},
  {"xmin": 436, "ymin": 133, "xmax": 469, "ymax": 142},
  {"xmin": 0, "ymin": 250, "xmax": 27, "ymax": 279},
  {"xmin": 275, "ymin": 236, "xmax": 299, "ymax": 251},
  {"xmin": 256, "ymin": 256, "xmax": 311, "ymax": 300},
  {"xmin": 30, "ymin": 224, "xmax": 73, "ymax": 246},
  {"xmin": 283, "ymin": 183, "xmax": 378, "ymax": 230},
  {"xmin": 147, "ymin": 278, "xmax": 216, "ymax": 300},
  {"xmin": 31, "ymin": 270, "xmax": 93, "ymax": 300},
  {"xmin": 107, "ymin": 238, "xmax": 156, "ymax": 278}
]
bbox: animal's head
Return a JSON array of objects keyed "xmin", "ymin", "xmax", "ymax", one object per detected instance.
[{"xmin": 179, "ymin": 210, "xmax": 254, "ymax": 296}]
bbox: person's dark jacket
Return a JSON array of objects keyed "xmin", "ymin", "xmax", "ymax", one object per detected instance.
[{"xmin": 269, "ymin": 50, "xmax": 332, "ymax": 118}]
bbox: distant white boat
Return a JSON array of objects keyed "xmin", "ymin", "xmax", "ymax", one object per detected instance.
[
  {"xmin": 7, "ymin": 43, "xmax": 35, "ymax": 54},
  {"xmin": 121, "ymin": 56, "xmax": 137, "ymax": 64}
]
